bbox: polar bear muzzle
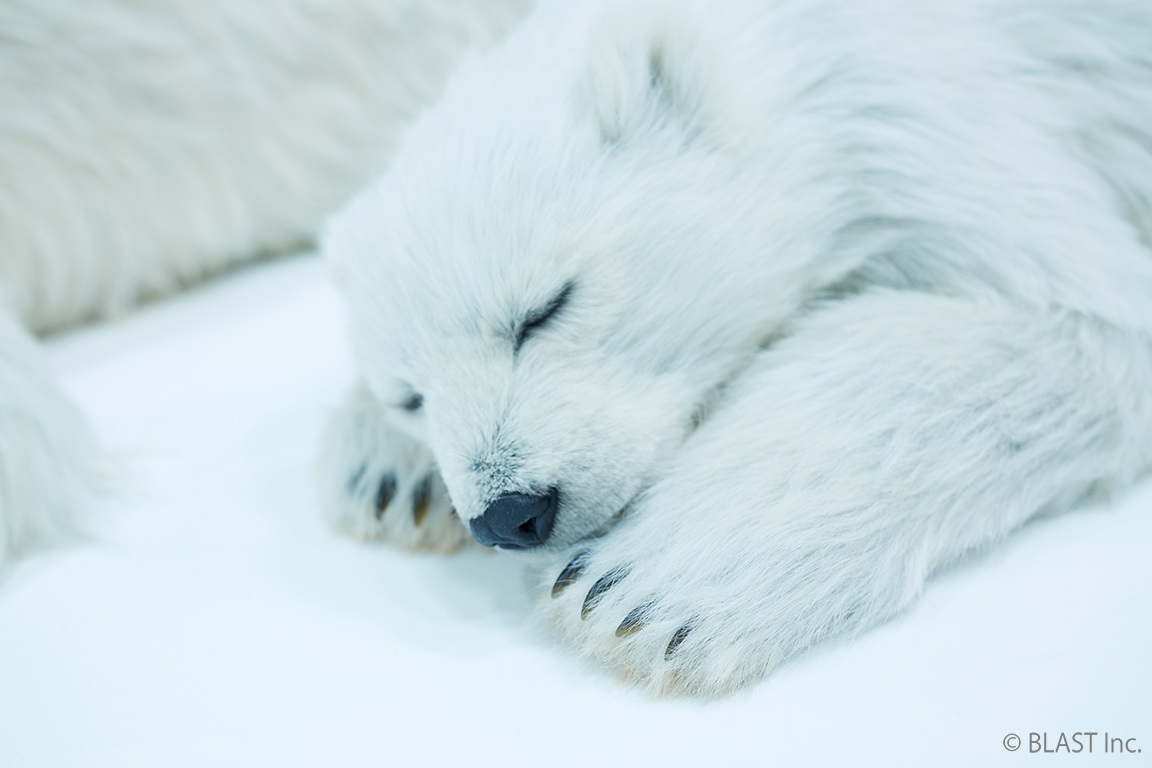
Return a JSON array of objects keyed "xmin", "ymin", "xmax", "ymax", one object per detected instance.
[{"xmin": 469, "ymin": 488, "xmax": 559, "ymax": 549}]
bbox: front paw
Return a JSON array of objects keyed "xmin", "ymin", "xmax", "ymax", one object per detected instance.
[
  {"xmin": 540, "ymin": 539, "xmax": 756, "ymax": 698},
  {"xmin": 317, "ymin": 382, "xmax": 471, "ymax": 554},
  {"xmin": 537, "ymin": 503, "xmax": 890, "ymax": 698}
]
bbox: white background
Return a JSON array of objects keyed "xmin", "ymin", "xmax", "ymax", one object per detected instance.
[{"xmin": 2, "ymin": 254, "xmax": 1149, "ymax": 767}]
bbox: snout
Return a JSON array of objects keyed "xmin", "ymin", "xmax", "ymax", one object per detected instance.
[{"xmin": 469, "ymin": 488, "xmax": 558, "ymax": 549}]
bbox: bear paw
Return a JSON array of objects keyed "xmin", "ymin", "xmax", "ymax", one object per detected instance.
[
  {"xmin": 317, "ymin": 382, "xmax": 472, "ymax": 554},
  {"xmin": 535, "ymin": 500, "xmax": 881, "ymax": 698},
  {"xmin": 540, "ymin": 544, "xmax": 763, "ymax": 698}
]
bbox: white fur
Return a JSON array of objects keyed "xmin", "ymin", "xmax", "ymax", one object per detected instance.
[
  {"xmin": 321, "ymin": 0, "xmax": 1152, "ymax": 696},
  {"xmin": 0, "ymin": 0, "xmax": 530, "ymax": 569},
  {"xmin": 0, "ymin": 313, "xmax": 101, "ymax": 576}
]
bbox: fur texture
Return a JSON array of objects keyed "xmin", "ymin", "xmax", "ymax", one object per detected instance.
[
  {"xmin": 0, "ymin": 0, "xmax": 530, "ymax": 569},
  {"xmin": 320, "ymin": 0, "xmax": 1152, "ymax": 696},
  {"xmin": 0, "ymin": 313, "xmax": 101, "ymax": 577}
]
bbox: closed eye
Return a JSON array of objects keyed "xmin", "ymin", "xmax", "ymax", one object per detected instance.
[
  {"xmin": 515, "ymin": 281, "xmax": 574, "ymax": 353},
  {"xmin": 400, "ymin": 392, "xmax": 423, "ymax": 411}
]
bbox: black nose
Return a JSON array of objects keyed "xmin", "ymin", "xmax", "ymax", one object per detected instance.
[{"xmin": 470, "ymin": 489, "xmax": 558, "ymax": 549}]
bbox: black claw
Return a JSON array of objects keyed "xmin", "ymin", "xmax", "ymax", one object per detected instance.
[
  {"xmin": 665, "ymin": 623, "xmax": 692, "ymax": 660},
  {"xmin": 581, "ymin": 567, "xmax": 628, "ymax": 620},
  {"xmin": 412, "ymin": 474, "xmax": 432, "ymax": 526},
  {"xmin": 615, "ymin": 604, "xmax": 649, "ymax": 638},
  {"xmin": 375, "ymin": 474, "xmax": 396, "ymax": 520},
  {"xmin": 551, "ymin": 552, "xmax": 588, "ymax": 599},
  {"xmin": 346, "ymin": 464, "xmax": 366, "ymax": 495}
]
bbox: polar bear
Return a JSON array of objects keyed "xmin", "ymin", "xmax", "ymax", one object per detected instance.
[
  {"xmin": 0, "ymin": 0, "xmax": 529, "ymax": 571},
  {"xmin": 319, "ymin": 0, "xmax": 1152, "ymax": 696}
]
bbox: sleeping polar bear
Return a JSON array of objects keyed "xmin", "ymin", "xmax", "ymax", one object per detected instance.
[{"xmin": 319, "ymin": 0, "xmax": 1152, "ymax": 696}]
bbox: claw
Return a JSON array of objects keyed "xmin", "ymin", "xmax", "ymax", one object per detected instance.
[
  {"xmin": 412, "ymin": 474, "xmax": 432, "ymax": 526},
  {"xmin": 551, "ymin": 552, "xmax": 588, "ymax": 598},
  {"xmin": 347, "ymin": 464, "xmax": 366, "ymax": 495},
  {"xmin": 375, "ymin": 474, "xmax": 396, "ymax": 520},
  {"xmin": 615, "ymin": 604, "xmax": 648, "ymax": 638},
  {"xmin": 665, "ymin": 623, "xmax": 692, "ymax": 660},
  {"xmin": 581, "ymin": 567, "xmax": 628, "ymax": 619}
]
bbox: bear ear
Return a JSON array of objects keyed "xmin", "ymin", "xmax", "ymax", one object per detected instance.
[{"xmin": 582, "ymin": 10, "xmax": 716, "ymax": 146}]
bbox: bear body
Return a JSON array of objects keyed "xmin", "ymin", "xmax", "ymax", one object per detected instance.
[{"xmin": 320, "ymin": 0, "xmax": 1152, "ymax": 695}]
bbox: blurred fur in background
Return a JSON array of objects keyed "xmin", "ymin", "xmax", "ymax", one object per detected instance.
[{"xmin": 0, "ymin": 0, "xmax": 530, "ymax": 570}]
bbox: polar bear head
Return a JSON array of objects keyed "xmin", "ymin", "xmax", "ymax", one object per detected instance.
[{"xmin": 325, "ymin": 10, "xmax": 781, "ymax": 550}]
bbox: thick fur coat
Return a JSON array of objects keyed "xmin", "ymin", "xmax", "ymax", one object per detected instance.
[
  {"xmin": 0, "ymin": 0, "xmax": 529, "ymax": 570},
  {"xmin": 319, "ymin": 0, "xmax": 1152, "ymax": 696}
]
